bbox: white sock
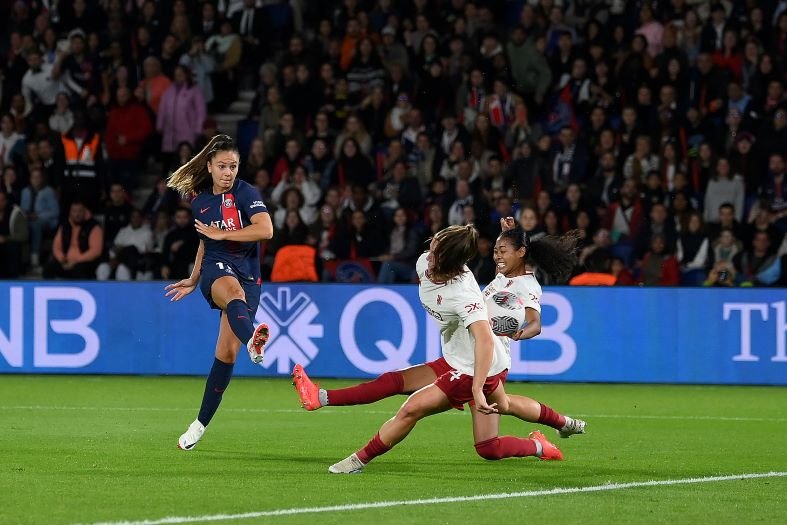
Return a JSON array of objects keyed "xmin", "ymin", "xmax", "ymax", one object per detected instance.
[
  {"xmin": 533, "ymin": 438, "xmax": 543, "ymax": 457},
  {"xmin": 319, "ymin": 388, "xmax": 329, "ymax": 407}
]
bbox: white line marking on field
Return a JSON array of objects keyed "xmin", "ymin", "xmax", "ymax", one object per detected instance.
[
  {"xmin": 83, "ymin": 472, "xmax": 787, "ymax": 525},
  {"xmin": 2, "ymin": 405, "xmax": 786, "ymax": 422}
]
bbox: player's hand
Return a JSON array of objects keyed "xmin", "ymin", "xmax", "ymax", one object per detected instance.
[
  {"xmin": 194, "ymin": 219, "xmax": 226, "ymax": 240},
  {"xmin": 500, "ymin": 216, "xmax": 516, "ymax": 231},
  {"xmin": 165, "ymin": 278, "xmax": 197, "ymax": 301},
  {"xmin": 473, "ymin": 390, "xmax": 498, "ymax": 415}
]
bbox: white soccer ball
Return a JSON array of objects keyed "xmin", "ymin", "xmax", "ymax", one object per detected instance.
[{"xmin": 486, "ymin": 291, "xmax": 527, "ymax": 336}]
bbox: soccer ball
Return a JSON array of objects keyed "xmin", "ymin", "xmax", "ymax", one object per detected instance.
[{"xmin": 486, "ymin": 291, "xmax": 526, "ymax": 336}]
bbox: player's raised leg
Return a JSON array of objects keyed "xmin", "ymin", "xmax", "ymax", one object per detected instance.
[
  {"xmin": 329, "ymin": 384, "xmax": 452, "ymax": 473},
  {"xmin": 504, "ymin": 394, "xmax": 586, "ymax": 438},
  {"xmin": 212, "ymin": 276, "xmax": 269, "ymax": 364},
  {"xmin": 292, "ymin": 363, "xmax": 438, "ymax": 410}
]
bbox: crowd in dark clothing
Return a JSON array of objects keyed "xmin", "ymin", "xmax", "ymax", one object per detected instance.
[{"xmin": 1, "ymin": 0, "xmax": 786, "ymax": 286}]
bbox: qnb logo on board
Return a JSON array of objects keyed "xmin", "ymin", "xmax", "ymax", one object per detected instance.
[
  {"xmin": 0, "ymin": 287, "xmax": 99, "ymax": 368},
  {"xmin": 256, "ymin": 288, "xmax": 324, "ymax": 373}
]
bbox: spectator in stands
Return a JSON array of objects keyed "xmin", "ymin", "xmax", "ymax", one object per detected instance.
[
  {"xmin": 640, "ymin": 233, "xmax": 680, "ymax": 286},
  {"xmin": 135, "ymin": 56, "xmax": 171, "ymax": 115},
  {"xmin": 60, "ymin": 110, "xmax": 104, "ymax": 213},
  {"xmin": 96, "ymin": 208, "xmax": 153, "ymax": 280},
  {"xmin": 48, "ymin": 93, "xmax": 74, "ymax": 134},
  {"xmin": 157, "ymin": 65, "xmax": 206, "ymax": 171},
  {"xmin": 160, "ymin": 207, "xmax": 199, "ymax": 280},
  {"xmin": 677, "ymin": 212, "xmax": 710, "ymax": 285},
  {"xmin": 44, "ymin": 200, "xmax": 103, "ymax": 279},
  {"xmin": 142, "ymin": 178, "xmax": 180, "ymax": 220},
  {"xmin": 19, "ymin": 167, "xmax": 58, "ymax": 269},
  {"xmin": 105, "ymin": 87, "xmax": 153, "ymax": 191},
  {"xmin": 103, "ymin": 183, "xmax": 132, "ymax": 249},
  {"xmin": 21, "ymin": 49, "xmax": 62, "ymax": 118},
  {"xmin": 271, "ymin": 165, "xmax": 320, "ymax": 226},
  {"xmin": 0, "ymin": 114, "xmax": 23, "ymax": 169},
  {"xmin": 179, "ymin": 35, "xmax": 216, "ymax": 108},
  {"xmin": 0, "ymin": 190, "xmax": 28, "ymax": 278}
]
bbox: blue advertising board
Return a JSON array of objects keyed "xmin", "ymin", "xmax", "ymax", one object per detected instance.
[{"xmin": 0, "ymin": 282, "xmax": 785, "ymax": 384}]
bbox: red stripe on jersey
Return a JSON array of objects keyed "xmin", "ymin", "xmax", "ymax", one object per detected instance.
[{"xmin": 221, "ymin": 193, "xmax": 241, "ymax": 231}]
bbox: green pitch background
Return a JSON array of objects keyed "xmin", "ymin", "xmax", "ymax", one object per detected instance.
[{"xmin": 1, "ymin": 376, "xmax": 786, "ymax": 524}]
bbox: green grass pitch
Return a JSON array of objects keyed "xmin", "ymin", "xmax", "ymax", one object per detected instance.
[{"xmin": 1, "ymin": 375, "xmax": 786, "ymax": 525}]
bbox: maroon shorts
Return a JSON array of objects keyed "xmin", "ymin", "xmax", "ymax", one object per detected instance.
[
  {"xmin": 424, "ymin": 357, "xmax": 453, "ymax": 377},
  {"xmin": 433, "ymin": 365, "xmax": 509, "ymax": 411}
]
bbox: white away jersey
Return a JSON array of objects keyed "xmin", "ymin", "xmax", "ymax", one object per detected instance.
[
  {"xmin": 482, "ymin": 272, "xmax": 543, "ymax": 368},
  {"xmin": 416, "ymin": 253, "xmax": 508, "ymax": 377}
]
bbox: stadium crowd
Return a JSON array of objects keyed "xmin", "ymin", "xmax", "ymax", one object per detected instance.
[{"xmin": 0, "ymin": 0, "xmax": 786, "ymax": 286}]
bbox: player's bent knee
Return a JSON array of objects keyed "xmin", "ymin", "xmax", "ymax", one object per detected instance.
[{"xmin": 475, "ymin": 437, "xmax": 504, "ymax": 460}]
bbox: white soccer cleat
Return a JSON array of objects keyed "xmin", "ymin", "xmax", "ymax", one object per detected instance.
[
  {"xmin": 558, "ymin": 417, "xmax": 586, "ymax": 438},
  {"xmin": 328, "ymin": 453, "xmax": 365, "ymax": 474},
  {"xmin": 247, "ymin": 323, "xmax": 269, "ymax": 365},
  {"xmin": 178, "ymin": 419, "xmax": 205, "ymax": 450}
]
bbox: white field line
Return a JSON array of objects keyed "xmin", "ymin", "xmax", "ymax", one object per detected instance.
[
  {"xmin": 84, "ymin": 472, "xmax": 787, "ymax": 525},
  {"xmin": 1, "ymin": 404, "xmax": 786, "ymax": 422}
]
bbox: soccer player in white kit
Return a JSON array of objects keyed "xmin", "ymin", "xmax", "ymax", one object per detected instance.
[{"xmin": 328, "ymin": 224, "xmax": 561, "ymax": 473}]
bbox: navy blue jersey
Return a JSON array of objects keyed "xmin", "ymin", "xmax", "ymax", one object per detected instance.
[{"xmin": 192, "ymin": 179, "xmax": 268, "ymax": 282}]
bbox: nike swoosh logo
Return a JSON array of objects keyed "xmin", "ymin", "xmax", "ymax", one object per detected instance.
[{"xmin": 200, "ymin": 207, "xmax": 210, "ymax": 213}]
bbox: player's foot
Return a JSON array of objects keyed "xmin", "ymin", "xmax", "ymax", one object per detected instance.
[
  {"xmin": 292, "ymin": 364, "xmax": 322, "ymax": 411},
  {"xmin": 177, "ymin": 419, "xmax": 205, "ymax": 451},
  {"xmin": 558, "ymin": 416, "xmax": 586, "ymax": 438},
  {"xmin": 328, "ymin": 453, "xmax": 365, "ymax": 474},
  {"xmin": 247, "ymin": 323, "xmax": 269, "ymax": 364},
  {"xmin": 529, "ymin": 430, "xmax": 563, "ymax": 461}
]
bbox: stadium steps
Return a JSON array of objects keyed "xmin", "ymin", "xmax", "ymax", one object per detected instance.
[{"xmin": 211, "ymin": 89, "xmax": 255, "ymax": 136}]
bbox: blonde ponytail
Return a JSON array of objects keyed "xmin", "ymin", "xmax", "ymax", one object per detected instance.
[{"xmin": 167, "ymin": 134, "xmax": 238, "ymax": 196}]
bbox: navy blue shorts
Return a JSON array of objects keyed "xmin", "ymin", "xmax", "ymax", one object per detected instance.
[{"xmin": 199, "ymin": 261, "xmax": 261, "ymax": 313}]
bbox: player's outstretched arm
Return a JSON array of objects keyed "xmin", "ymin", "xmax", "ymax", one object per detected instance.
[
  {"xmin": 510, "ymin": 308, "xmax": 541, "ymax": 341},
  {"xmin": 469, "ymin": 320, "xmax": 498, "ymax": 414},
  {"xmin": 195, "ymin": 212, "xmax": 273, "ymax": 242},
  {"xmin": 164, "ymin": 240, "xmax": 204, "ymax": 302}
]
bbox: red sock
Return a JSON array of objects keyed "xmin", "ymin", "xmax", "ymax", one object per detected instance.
[
  {"xmin": 538, "ymin": 403, "xmax": 566, "ymax": 430},
  {"xmin": 356, "ymin": 432, "xmax": 391, "ymax": 464},
  {"xmin": 327, "ymin": 371, "xmax": 405, "ymax": 406},
  {"xmin": 474, "ymin": 436, "xmax": 538, "ymax": 460}
]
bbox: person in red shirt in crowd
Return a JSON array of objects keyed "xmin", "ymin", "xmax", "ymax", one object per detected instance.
[{"xmin": 105, "ymin": 87, "xmax": 153, "ymax": 191}]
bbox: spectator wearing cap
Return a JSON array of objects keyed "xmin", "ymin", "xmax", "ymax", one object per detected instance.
[
  {"xmin": 156, "ymin": 65, "xmax": 206, "ymax": 172},
  {"xmin": 379, "ymin": 26, "xmax": 408, "ymax": 70}
]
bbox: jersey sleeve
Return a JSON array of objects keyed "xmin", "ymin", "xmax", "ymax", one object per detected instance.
[
  {"xmin": 518, "ymin": 278, "xmax": 542, "ymax": 312},
  {"xmin": 454, "ymin": 285, "xmax": 489, "ymax": 329},
  {"xmin": 238, "ymin": 183, "xmax": 268, "ymax": 219}
]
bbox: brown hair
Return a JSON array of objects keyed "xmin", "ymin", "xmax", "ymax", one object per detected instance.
[
  {"xmin": 167, "ymin": 134, "xmax": 238, "ymax": 196},
  {"xmin": 431, "ymin": 224, "xmax": 479, "ymax": 280}
]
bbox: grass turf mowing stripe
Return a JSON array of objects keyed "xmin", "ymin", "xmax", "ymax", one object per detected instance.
[
  {"xmin": 2, "ymin": 405, "xmax": 786, "ymax": 422},
  {"xmin": 84, "ymin": 472, "xmax": 787, "ymax": 525}
]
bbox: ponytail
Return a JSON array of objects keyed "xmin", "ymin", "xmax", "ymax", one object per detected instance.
[
  {"xmin": 167, "ymin": 134, "xmax": 238, "ymax": 196},
  {"xmin": 527, "ymin": 231, "xmax": 580, "ymax": 284},
  {"xmin": 498, "ymin": 227, "xmax": 579, "ymax": 283}
]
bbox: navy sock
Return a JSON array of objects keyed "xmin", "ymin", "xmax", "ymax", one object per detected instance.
[
  {"xmin": 197, "ymin": 358, "xmax": 234, "ymax": 426},
  {"xmin": 226, "ymin": 299, "xmax": 255, "ymax": 345}
]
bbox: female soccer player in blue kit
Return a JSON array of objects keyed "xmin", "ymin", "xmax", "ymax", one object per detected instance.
[{"xmin": 165, "ymin": 134, "xmax": 273, "ymax": 450}]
